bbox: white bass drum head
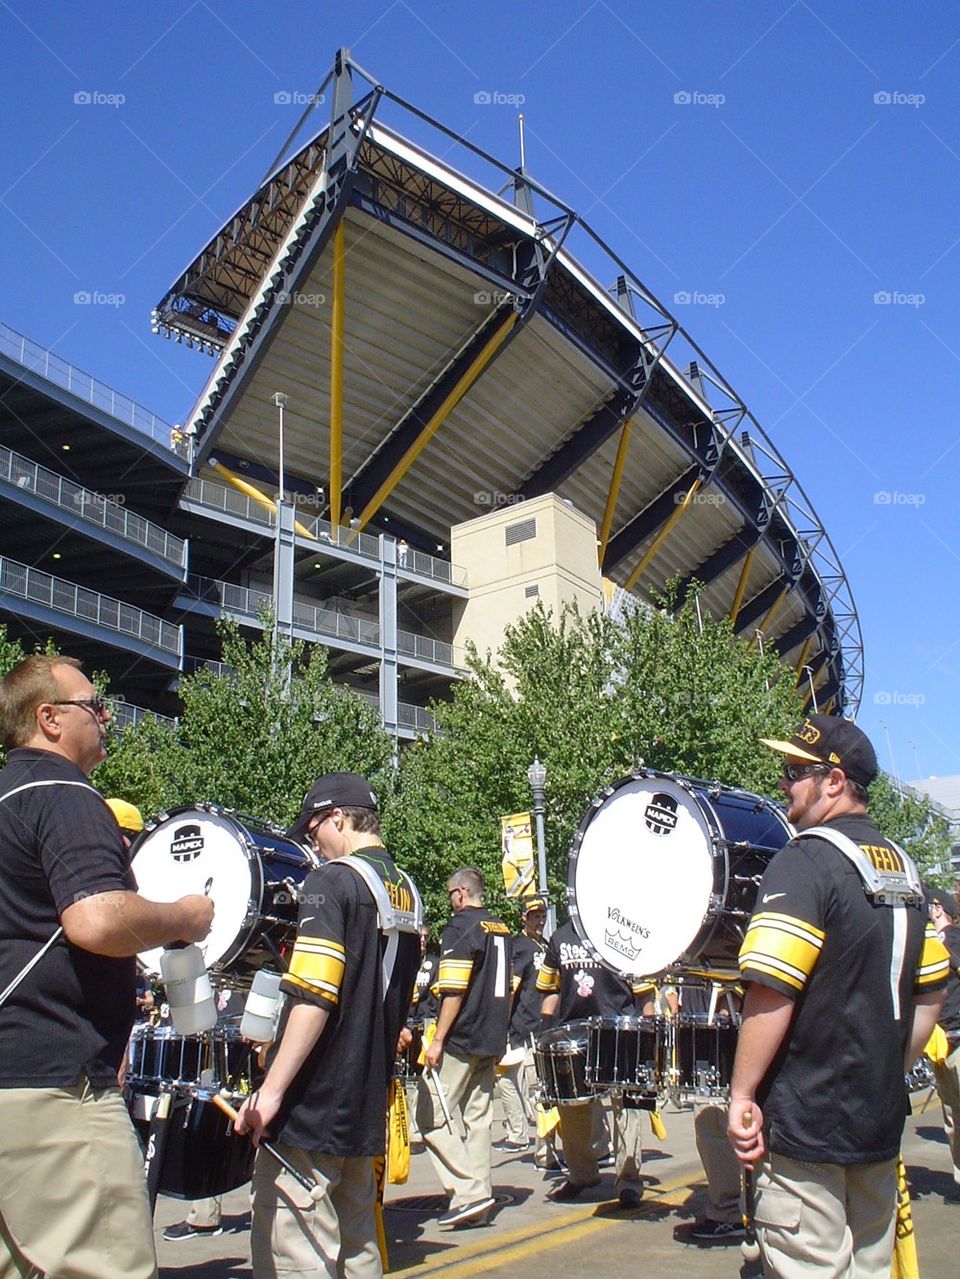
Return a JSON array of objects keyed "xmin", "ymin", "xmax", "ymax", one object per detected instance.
[
  {"xmin": 131, "ymin": 808, "xmax": 256, "ymax": 974},
  {"xmin": 568, "ymin": 774, "xmax": 715, "ymax": 978}
]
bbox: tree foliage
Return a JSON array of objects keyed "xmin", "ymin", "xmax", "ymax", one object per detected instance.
[{"xmin": 385, "ymin": 592, "xmax": 805, "ymax": 932}]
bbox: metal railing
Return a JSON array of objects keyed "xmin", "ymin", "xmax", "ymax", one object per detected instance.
[
  {"xmin": 400, "ymin": 544, "xmax": 467, "ymax": 588},
  {"xmin": 397, "ymin": 628, "xmax": 454, "ymax": 667},
  {"xmin": 110, "ymin": 700, "xmax": 177, "ymax": 731},
  {"xmin": 183, "ymin": 477, "xmax": 273, "ymax": 527},
  {"xmin": 1, "ymin": 444, "xmax": 187, "ymax": 568},
  {"xmin": 293, "ymin": 510, "xmax": 382, "ymax": 559},
  {"xmin": 0, "ymin": 557, "xmax": 181, "ymax": 654},
  {"xmin": 0, "ymin": 321, "xmax": 185, "ymax": 456},
  {"xmin": 188, "ymin": 575, "xmax": 455, "ymax": 670},
  {"xmin": 354, "ymin": 689, "xmax": 438, "ymax": 735}
]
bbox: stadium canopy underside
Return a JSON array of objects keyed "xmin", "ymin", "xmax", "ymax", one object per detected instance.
[{"xmin": 155, "ymin": 49, "xmax": 863, "ymax": 715}]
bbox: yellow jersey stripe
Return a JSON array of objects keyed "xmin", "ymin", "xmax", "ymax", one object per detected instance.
[
  {"xmin": 535, "ymin": 965, "xmax": 560, "ymax": 993},
  {"xmin": 739, "ymin": 954, "xmax": 806, "ymax": 992},
  {"xmin": 437, "ymin": 958, "xmax": 474, "ymax": 989},
  {"xmin": 288, "ymin": 944, "xmax": 345, "ymax": 998},
  {"xmin": 749, "ymin": 911, "xmax": 826, "ymax": 943},
  {"xmin": 915, "ymin": 925, "xmax": 950, "ymax": 986},
  {"xmin": 285, "ymin": 971, "xmax": 341, "ymax": 1005}
]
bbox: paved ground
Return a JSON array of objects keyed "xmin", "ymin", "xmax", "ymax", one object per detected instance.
[{"xmin": 154, "ymin": 1093, "xmax": 957, "ymax": 1278}]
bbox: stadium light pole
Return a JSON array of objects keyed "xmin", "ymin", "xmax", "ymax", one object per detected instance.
[{"xmin": 527, "ymin": 757, "xmax": 554, "ymax": 936}]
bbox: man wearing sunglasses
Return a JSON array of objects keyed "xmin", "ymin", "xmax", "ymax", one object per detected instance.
[
  {"xmin": 727, "ymin": 714, "xmax": 949, "ymax": 1279},
  {"xmin": 0, "ymin": 654, "xmax": 214, "ymax": 1279}
]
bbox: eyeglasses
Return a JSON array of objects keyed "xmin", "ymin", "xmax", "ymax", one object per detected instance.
[
  {"xmin": 54, "ymin": 697, "xmax": 109, "ymax": 718},
  {"xmin": 782, "ymin": 762, "xmax": 830, "ymax": 783}
]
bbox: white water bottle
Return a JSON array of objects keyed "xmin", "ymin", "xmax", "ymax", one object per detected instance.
[
  {"xmin": 159, "ymin": 944, "xmax": 217, "ymax": 1034},
  {"xmin": 240, "ymin": 969, "xmax": 283, "ymax": 1043}
]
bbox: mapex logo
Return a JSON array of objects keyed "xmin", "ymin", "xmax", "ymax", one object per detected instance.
[
  {"xmin": 170, "ymin": 824, "xmax": 204, "ymax": 862},
  {"xmin": 873, "ymin": 91, "xmax": 925, "ymax": 108},
  {"xmin": 644, "ymin": 792, "xmax": 679, "ymax": 836}
]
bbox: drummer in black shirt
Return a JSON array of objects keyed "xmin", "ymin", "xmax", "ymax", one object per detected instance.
[
  {"xmin": 236, "ymin": 772, "xmax": 421, "ymax": 1279},
  {"xmin": 494, "ymin": 899, "xmax": 547, "ymax": 1153},
  {"xmin": 537, "ymin": 918, "xmax": 653, "ymax": 1207},
  {"xmin": 416, "ymin": 866, "xmax": 512, "ymax": 1229}
]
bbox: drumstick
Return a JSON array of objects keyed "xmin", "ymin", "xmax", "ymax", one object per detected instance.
[
  {"xmin": 424, "ymin": 1066, "xmax": 453, "ymax": 1131},
  {"xmin": 212, "ymin": 1091, "xmax": 318, "ymax": 1195},
  {"xmin": 740, "ymin": 1107, "xmax": 760, "ymax": 1263}
]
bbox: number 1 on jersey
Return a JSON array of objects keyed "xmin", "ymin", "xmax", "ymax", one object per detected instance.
[{"xmin": 493, "ymin": 935, "xmax": 508, "ymax": 999}]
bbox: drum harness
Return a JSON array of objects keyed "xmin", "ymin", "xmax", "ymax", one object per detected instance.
[
  {"xmin": 794, "ymin": 826, "xmax": 924, "ymax": 907},
  {"xmin": 336, "ymin": 855, "xmax": 424, "ymax": 998},
  {"xmin": 0, "ymin": 779, "xmax": 101, "ymax": 1009}
]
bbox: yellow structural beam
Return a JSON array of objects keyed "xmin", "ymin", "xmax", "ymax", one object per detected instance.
[
  {"xmin": 209, "ymin": 461, "xmax": 316, "ymax": 541},
  {"xmin": 794, "ymin": 636, "xmax": 814, "ymax": 682},
  {"xmin": 355, "ymin": 311, "xmax": 518, "ymax": 532},
  {"xmin": 728, "ymin": 546, "xmax": 756, "ymax": 623},
  {"xmin": 329, "ymin": 219, "xmax": 346, "ymax": 529},
  {"xmin": 624, "ymin": 475, "xmax": 702, "ymax": 592},
  {"xmin": 749, "ymin": 586, "xmax": 788, "ymax": 648},
  {"xmin": 598, "ymin": 416, "xmax": 633, "ymax": 568}
]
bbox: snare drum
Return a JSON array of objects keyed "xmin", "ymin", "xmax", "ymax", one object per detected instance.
[
  {"xmin": 585, "ymin": 1016, "xmax": 662, "ymax": 1094},
  {"xmin": 568, "ymin": 771, "xmax": 791, "ymax": 977},
  {"xmin": 396, "ymin": 1019, "xmax": 425, "ymax": 1084},
  {"xmin": 533, "ymin": 1021, "xmax": 592, "ymax": 1106},
  {"xmin": 670, "ymin": 1013, "xmax": 739, "ymax": 1098},
  {"xmin": 130, "ymin": 1089, "xmax": 256, "ymax": 1199},
  {"xmin": 130, "ymin": 806, "xmax": 313, "ymax": 981},
  {"xmin": 127, "ymin": 1023, "xmax": 256, "ymax": 1089}
]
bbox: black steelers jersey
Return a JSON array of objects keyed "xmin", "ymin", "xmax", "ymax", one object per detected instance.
[
  {"xmin": 739, "ymin": 813, "xmax": 949, "ymax": 1164},
  {"xmin": 536, "ymin": 920, "xmax": 653, "ymax": 1023},
  {"xmin": 275, "ymin": 846, "xmax": 420, "ymax": 1155},
  {"xmin": 508, "ymin": 933, "xmax": 547, "ymax": 1046},
  {"xmin": 411, "ymin": 952, "xmax": 439, "ymax": 1022},
  {"xmin": 435, "ymin": 906, "xmax": 513, "ymax": 1057}
]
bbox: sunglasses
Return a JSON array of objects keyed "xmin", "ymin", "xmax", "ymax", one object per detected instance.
[
  {"xmin": 54, "ymin": 697, "xmax": 109, "ymax": 718},
  {"xmin": 782, "ymin": 761, "xmax": 830, "ymax": 783}
]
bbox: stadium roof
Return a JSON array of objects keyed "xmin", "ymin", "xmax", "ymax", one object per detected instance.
[{"xmin": 156, "ymin": 49, "xmax": 862, "ymax": 714}]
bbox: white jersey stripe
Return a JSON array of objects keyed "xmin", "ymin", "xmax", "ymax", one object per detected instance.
[{"xmin": 889, "ymin": 904, "xmax": 907, "ymax": 1022}]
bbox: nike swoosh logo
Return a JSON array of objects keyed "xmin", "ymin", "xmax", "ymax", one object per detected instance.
[
  {"xmin": 442, "ymin": 948, "xmax": 454, "ymax": 956},
  {"xmin": 762, "ymin": 893, "xmax": 786, "ymax": 904}
]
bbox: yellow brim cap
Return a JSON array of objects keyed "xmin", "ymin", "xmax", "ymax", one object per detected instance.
[
  {"xmin": 759, "ymin": 738, "xmax": 823, "ymax": 764},
  {"xmin": 105, "ymin": 797, "xmax": 144, "ymax": 832}
]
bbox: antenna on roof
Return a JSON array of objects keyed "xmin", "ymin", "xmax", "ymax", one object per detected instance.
[{"xmin": 518, "ymin": 113, "xmax": 526, "ymax": 171}]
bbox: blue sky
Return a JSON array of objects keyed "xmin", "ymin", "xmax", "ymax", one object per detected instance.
[{"xmin": 2, "ymin": 1, "xmax": 959, "ymax": 782}]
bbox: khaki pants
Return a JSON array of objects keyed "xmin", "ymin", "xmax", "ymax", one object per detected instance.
[
  {"xmin": 753, "ymin": 1152, "xmax": 897, "ymax": 1279},
  {"xmin": 186, "ymin": 1197, "xmax": 222, "ymax": 1228},
  {"xmin": 694, "ymin": 1103, "xmax": 742, "ymax": 1223},
  {"xmin": 557, "ymin": 1097, "xmax": 640, "ymax": 1190},
  {"xmin": 932, "ymin": 1043, "xmax": 960, "ymax": 1186},
  {"xmin": 496, "ymin": 1060, "xmax": 529, "ymax": 1143},
  {"xmin": 250, "ymin": 1144, "xmax": 381, "ymax": 1279},
  {"xmin": 416, "ymin": 1049, "xmax": 495, "ymax": 1208},
  {"xmin": 0, "ymin": 1081, "xmax": 157, "ymax": 1279}
]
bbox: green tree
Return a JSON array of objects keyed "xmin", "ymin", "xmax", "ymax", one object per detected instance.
[
  {"xmin": 387, "ymin": 594, "xmax": 804, "ymax": 932},
  {"xmin": 867, "ymin": 772, "xmax": 956, "ymax": 887}
]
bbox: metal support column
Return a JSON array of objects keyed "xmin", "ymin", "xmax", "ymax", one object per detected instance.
[
  {"xmin": 624, "ymin": 476, "xmax": 702, "ymax": 592},
  {"xmin": 729, "ymin": 546, "xmax": 756, "ymax": 623},
  {"xmin": 272, "ymin": 498, "xmax": 296, "ymax": 691},
  {"xmin": 330, "ymin": 220, "xmax": 346, "ymax": 528},
  {"xmin": 379, "ymin": 534, "xmax": 399, "ymax": 744}
]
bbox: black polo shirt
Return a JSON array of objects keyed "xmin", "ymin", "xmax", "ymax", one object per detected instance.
[
  {"xmin": 274, "ymin": 846, "xmax": 420, "ymax": 1154},
  {"xmin": 0, "ymin": 749, "xmax": 136, "ymax": 1087},
  {"xmin": 536, "ymin": 920, "xmax": 652, "ymax": 1022},
  {"xmin": 508, "ymin": 933, "xmax": 546, "ymax": 1047}
]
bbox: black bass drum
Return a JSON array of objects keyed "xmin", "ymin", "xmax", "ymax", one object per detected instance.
[{"xmin": 568, "ymin": 771, "xmax": 791, "ymax": 979}]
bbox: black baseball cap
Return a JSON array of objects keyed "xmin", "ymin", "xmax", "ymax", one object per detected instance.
[
  {"xmin": 760, "ymin": 713, "xmax": 878, "ymax": 788},
  {"xmin": 928, "ymin": 888, "xmax": 960, "ymax": 921},
  {"xmin": 287, "ymin": 771, "xmax": 378, "ymax": 839}
]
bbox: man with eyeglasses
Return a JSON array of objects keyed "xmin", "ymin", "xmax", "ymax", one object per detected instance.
[
  {"xmin": 0, "ymin": 654, "xmax": 214, "ymax": 1279},
  {"xmin": 727, "ymin": 714, "xmax": 949, "ymax": 1279},
  {"xmin": 416, "ymin": 867, "xmax": 512, "ymax": 1228}
]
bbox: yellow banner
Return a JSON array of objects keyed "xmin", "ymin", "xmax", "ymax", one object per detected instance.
[{"xmin": 501, "ymin": 812, "xmax": 536, "ymax": 898}]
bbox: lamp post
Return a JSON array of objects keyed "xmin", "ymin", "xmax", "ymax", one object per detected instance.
[{"xmin": 527, "ymin": 756, "xmax": 554, "ymax": 936}]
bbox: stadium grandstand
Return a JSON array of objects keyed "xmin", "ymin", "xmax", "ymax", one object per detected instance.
[{"xmin": 0, "ymin": 48, "xmax": 863, "ymax": 737}]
